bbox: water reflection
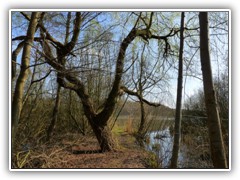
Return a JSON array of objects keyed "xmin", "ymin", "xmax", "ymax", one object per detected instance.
[{"xmin": 146, "ymin": 127, "xmax": 185, "ymax": 168}]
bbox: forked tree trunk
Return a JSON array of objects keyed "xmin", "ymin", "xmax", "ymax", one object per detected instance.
[
  {"xmin": 170, "ymin": 12, "xmax": 185, "ymax": 168},
  {"xmin": 199, "ymin": 12, "xmax": 228, "ymax": 168},
  {"xmin": 75, "ymin": 88, "xmax": 117, "ymax": 152},
  {"xmin": 39, "ymin": 13, "xmax": 172, "ymax": 152},
  {"xmin": 12, "ymin": 12, "xmax": 41, "ymax": 145}
]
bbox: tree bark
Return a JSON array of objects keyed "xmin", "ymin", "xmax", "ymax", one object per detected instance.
[
  {"xmin": 199, "ymin": 12, "xmax": 228, "ymax": 168},
  {"xmin": 137, "ymin": 45, "xmax": 147, "ymax": 141},
  {"xmin": 170, "ymin": 12, "xmax": 185, "ymax": 168},
  {"xmin": 12, "ymin": 12, "xmax": 41, "ymax": 145},
  {"xmin": 46, "ymin": 85, "xmax": 61, "ymax": 141},
  {"xmin": 138, "ymin": 99, "xmax": 146, "ymax": 137},
  {"xmin": 90, "ymin": 118, "xmax": 116, "ymax": 152},
  {"xmin": 12, "ymin": 41, "xmax": 25, "ymax": 80}
]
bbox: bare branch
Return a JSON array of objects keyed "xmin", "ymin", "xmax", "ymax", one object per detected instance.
[
  {"xmin": 133, "ymin": 12, "xmax": 142, "ymax": 29},
  {"xmin": 12, "ymin": 41, "xmax": 25, "ymax": 79},
  {"xmin": 12, "ymin": 36, "xmax": 42, "ymax": 42},
  {"xmin": 120, "ymin": 86, "xmax": 161, "ymax": 107},
  {"xmin": 147, "ymin": 12, "xmax": 154, "ymax": 29},
  {"xmin": 21, "ymin": 12, "xmax": 63, "ymax": 47},
  {"xmin": 31, "ymin": 70, "xmax": 52, "ymax": 84}
]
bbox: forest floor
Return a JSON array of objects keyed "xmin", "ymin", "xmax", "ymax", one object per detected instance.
[{"xmin": 16, "ymin": 130, "xmax": 152, "ymax": 169}]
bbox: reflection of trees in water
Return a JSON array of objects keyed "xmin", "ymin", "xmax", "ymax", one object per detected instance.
[
  {"xmin": 146, "ymin": 128, "xmax": 176, "ymax": 168},
  {"xmin": 146, "ymin": 116, "xmax": 228, "ymax": 168}
]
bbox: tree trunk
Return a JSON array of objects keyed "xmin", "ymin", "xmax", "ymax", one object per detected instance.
[
  {"xmin": 68, "ymin": 90, "xmax": 86, "ymax": 135},
  {"xmin": 12, "ymin": 12, "xmax": 41, "ymax": 144},
  {"xmin": 137, "ymin": 45, "xmax": 147, "ymax": 144},
  {"xmin": 46, "ymin": 85, "xmax": 61, "ymax": 141},
  {"xmin": 46, "ymin": 12, "xmax": 72, "ymax": 141},
  {"xmin": 12, "ymin": 41, "xmax": 25, "ymax": 80},
  {"xmin": 138, "ymin": 99, "xmax": 146, "ymax": 138},
  {"xmin": 90, "ymin": 119, "xmax": 116, "ymax": 152},
  {"xmin": 74, "ymin": 88, "xmax": 116, "ymax": 152},
  {"xmin": 199, "ymin": 12, "xmax": 228, "ymax": 168},
  {"xmin": 170, "ymin": 12, "xmax": 185, "ymax": 168}
]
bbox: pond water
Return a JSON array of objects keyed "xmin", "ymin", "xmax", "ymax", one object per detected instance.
[{"xmin": 146, "ymin": 127, "xmax": 186, "ymax": 168}]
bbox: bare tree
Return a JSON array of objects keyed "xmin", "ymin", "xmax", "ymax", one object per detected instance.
[
  {"xmin": 137, "ymin": 45, "xmax": 147, "ymax": 139},
  {"xmin": 12, "ymin": 12, "xmax": 42, "ymax": 145},
  {"xmin": 170, "ymin": 12, "xmax": 185, "ymax": 168},
  {"xmin": 199, "ymin": 12, "xmax": 227, "ymax": 168},
  {"xmin": 17, "ymin": 11, "xmax": 180, "ymax": 152},
  {"xmin": 122, "ymin": 44, "xmax": 163, "ymax": 143},
  {"xmin": 46, "ymin": 12, "xmax": 72, "ymax": 141}
]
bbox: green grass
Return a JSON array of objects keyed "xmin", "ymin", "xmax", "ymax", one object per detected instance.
[{"xmin": 112, "ymin": 125, "xmax": 125, "ymax": 135}]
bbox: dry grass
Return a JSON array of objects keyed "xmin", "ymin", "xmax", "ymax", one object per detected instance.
[
  {"xmin": 12, "ymin": 132, "xmax": 150, "ymax": 169},
  {"xmin": 124, "ymin": 117, "xmax": 134, "ymax": 134},
  {"xmin": 180, "ymin": 119, "xmax": 214, "ymax": 168}
]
